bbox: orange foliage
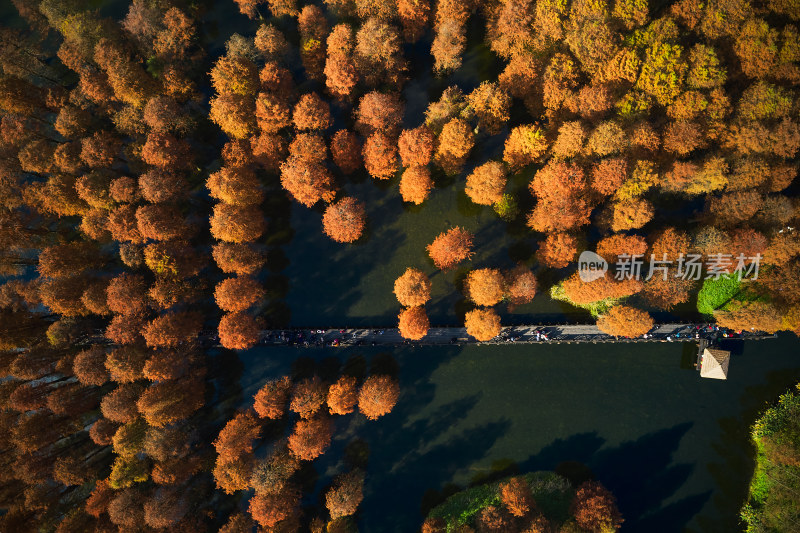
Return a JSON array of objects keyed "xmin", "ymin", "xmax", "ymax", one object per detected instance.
[
  {"xmin": 330, "ymin": 129, "xmax": 361, "ymax": 174},
  {"xmin": 596, "ymin": 234, "xmax": 648, "ymax": 263},
  {"xmin": 464, "ymin": 308, "xmax": 502, "ymax": 341},
  {"xmin": 288, "ymin": 416, "xmax": 332, "ymax": 460},
  {"xmin": 538, "ymin": 233, "xmax": 578, "ymax": 268},
  {"xmin": 500, "ymin": 477, "xmax": 534, "ymax": 517},
  {"xmin": 358, "ymin": 375, "xmax": 400, "ymax": 420},
  {"xmin": 465, "ymin": 161, "xmax": 506, "ymax": 206},
  {"xmin": 400, "ymin": 166, "xmax": 433, "ymax": 204},
  {"xmin": 322, "ymin": 197, "xmax": 366, "ymax": 243},
  {"xmin": 505, "ymin": 266, "xmax": 538, "ymax": 305},
  {"xmin": 290, "ymin": 376, "xmax": 327, "ymax": 419},
  {"xmin": 327, "ymin": 376, "xmax": 358, "ymax": 415},
  {"xmin": 571, "ymin": 482, "xmax": 624, "ymax": 532},
  {"xmin": 562, "ymin": 272, "xmax": 643, "ymax": 304},
  {"xmin": 398, "ymin": 126, "xmax": 435, "ymax": 167},
  {"xmin": 363, "ymin": 133, "xmax": 399, "ymax": 179},
  {"xmin": 394, "ymin": 268, "xmax": 432, "ymax": 306},
  {"xmin": 293, "ymin": 92, "xmax": 331, "ymax": 131},
  {"xmin": 254, "ymin": 376, "xmax": 292, "ymax": 419},
  {"xmin": 218, "ymin": 312, "xmax": 260, "ymax": 350},
  {"xmin": 214, "ymin": 276, "xmax": 264, "ymax": 312},
  {"xmin": 435, "ymin": 118, "xmax": 474, "ymax": 174},
  {"xmin": 597, "ymin": 305, "xmax": 654, "ymax": 337},
  {"xmin": 465, "ymin": 268, "xmax": 505, "ymax": 306},
  {"xmin": 398, "ymin": 306, "xmax": 430, "ymax": 340},
  {"xmin": 591, "ymin": 157, "xmax": 628, "ymax": 196},
  {"xmin": 427, "ymin": 227, "xmax": 474, "ymax": 269}
]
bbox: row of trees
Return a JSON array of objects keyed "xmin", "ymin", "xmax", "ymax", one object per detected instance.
[
  {"xmin": 0, "ymin": 0, "xmax": 225, "ymax": 530},
  {"xmin": 214, "ymin": 358, "xmax": 400, "ymax": 530},
  {"xmin": 423, "ymin": 476, "xmax": 623, "ymax": 532}
]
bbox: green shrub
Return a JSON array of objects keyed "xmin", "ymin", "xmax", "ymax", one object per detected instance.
[{"xmin": 696, "ymin": 274, "xmax": 740, "ymax": 316}]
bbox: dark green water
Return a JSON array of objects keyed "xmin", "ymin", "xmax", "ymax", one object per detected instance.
[{"xmin": 237, "ymin": 334, "xmax": 800, "ymax": 532}]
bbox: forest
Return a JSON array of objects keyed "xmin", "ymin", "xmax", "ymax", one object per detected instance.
[{"xmin": 0, "ymin": 0, "xmax": 798, "ymax": 530}]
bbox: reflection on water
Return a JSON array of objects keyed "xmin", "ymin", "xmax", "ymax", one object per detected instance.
[{"xmin": 233, "ymin": 334, "xmax": 800, "ymax": 533}]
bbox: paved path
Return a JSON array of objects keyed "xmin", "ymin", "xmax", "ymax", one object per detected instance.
[{"xmin": 236, "ymin": 323, "xmax": 776, "ymax": 348}]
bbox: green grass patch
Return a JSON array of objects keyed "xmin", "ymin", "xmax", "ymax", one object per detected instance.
[
  {"xmin": 428, "ymin": 471, "xmax": 573, "ymax": 531},
  {"xmin": 696, "ymin": 274, "xmax": 741, "ymax": 316}
]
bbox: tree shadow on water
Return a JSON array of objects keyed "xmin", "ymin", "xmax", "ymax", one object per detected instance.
[
  {"xmin": 513, "ymin": 423, "xmax": 700, "ymax": 533},
  {"xmin": 351, "ymin": 347, "xmax": 512, "ymax": 532}
]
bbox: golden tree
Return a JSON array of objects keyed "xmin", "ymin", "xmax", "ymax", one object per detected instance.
[
  {"xmin": 427, "ymin": 227, "xmax": 474, "ymax": 269},
  {"xmin": 399, "ymin": 166, "xmax": 433, "ymax": 204},
  {"xmin": 322, "ymin": 197, "xmax": 366, "ymax": 243},
  {"xmin": 465, "ymin": 161, "xmax": 506, "ymax": 206},
  {"xmin": 464, "ymin": 308, "xmax": 502, "ymax": 341},
  {"xmin": 398, "ymin": 306, "xmax": 430, "ymax": 340},
  {"xmin": 393, "ymin": 268, "xmax": 432, "ymax": 306},
  {"xmin": 465, "ymin": 268, "xmax": 505, "ymax": 307},
  {"xmin": 596, "ymin": 306, "xmax": 653, "ymax": 337}
]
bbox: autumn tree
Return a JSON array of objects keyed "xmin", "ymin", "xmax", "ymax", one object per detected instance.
[
  {"xmin": 427, "ymin": 227, "xmax": 474, "ymax": 269},
  {"xmin": 219, "ymin": 312, "xmax": 260, "ymax": 350},
  {"xmin": 210, "ymin": 204, "xmax": 266, "ymax": 243},
  {"xmin": 212, "ymin": 243, "xmax": 264, "ymax": 275},
  {"xmin": 398, "ymin": 126, "xmax": 435, "ymax": 167},
  {"xmin": 330, "ymin": 130, "xmax": 361, "ymax": 174},
  {"xmin": 500, "ymin": 477, "xmax": 534, "ymax": 517},
  {"xmin": 355, "ymin": 91, "xmax": 404, "ymax": 136},
  {"xmin": 465, "ymin": 161, "xmax": 506, "ymax": 206},
  {"xmin": 505, "ymin": 266, "xmax": 537, "ymax": 305},
  {"xmin": 325, "ymin": 24, "xmax": 359, "ymax": 100},
  {"xmin": 249, "ymin": 490, "xmax": 300, "ymax": 529},
  {"xmin": 358, "ymin": 375, "xmax": 399, "ymax": 420},
  {"xmin": 464, "ymin": 308, "xmax": 503, "ymax": 341},
  {"xmin": 137, "ymin": 378, "xmax": 204, "ymax": 427},
  {"xmin": 106, "ymin": 273, "xmax": 148, "ymax": 316},
  {"xmin": 398, "ymin": 306, "xmax": 430, "ymax": 340},
  {"xmin": 326, "ymin": 470, "xmax": 365, "ymax": 519},
  {"xmin": 715, "ymin": 301, "xmax": 783, "ymax": 334},
  {"xmin": 288, "ymin": 416, "xmax": 333, "ymax": 460},
  {"xmin": 298, "ymin": 5, "xmax": 328, "ymax": 81},
  {"xmin": 293, "ymin": 92, "xmax": 331, "ymax": 131},
  {"xmin": 504, "ymin": 125, "xmax": 548, "ymax": 169},
  {"xmin": 363, "ymin": 133, "xmax": 399, "ymax": 180},
  {"xmin": 465, "ymin": 268, "xmax": 505, "ymax": 307},
  {"xmin": 215, "ymin": 276, "xmax": 265, "ymax": 312},
  {"xmin": 323, "ymin": 197, "xmax": 366, "ymax": 243},
  {"xmin": 143, "ymin": 311, "xmax": 202, "ymax": 348},
  {"xmin": 538, "ymin": 233, "xmax": 578, "ymax": 269},
  {"xmin": 290, "ymin": 376, "xmax": 327, "ymax": 419},
  {"xmin": 571, "ymin": 481, "xmax": 623, "ymax": 532},
  {"xmin": 327, "ymin": 376, "xmax": 358, "ymax": 415},
  {"xmin": 400, "ymin": 166, "xmax": 433, "ymax": 204},
  {"xmin": 467, "ymin": 82, "xmax": 511, "ymax": 134},
  {"xmin": 207, "ymin": 167, "xmax": 264, "ymax": 206},
  {"xmin": 435, "ymin": 118, "xmax": 474, "ymax": 174},
  {"xmin": 394, "ymin": 268, "xmax": 432, "ymax": 307},
  {"xmin": 597, "ymin": 306, "xmax": 653, "ymax": 337}
]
